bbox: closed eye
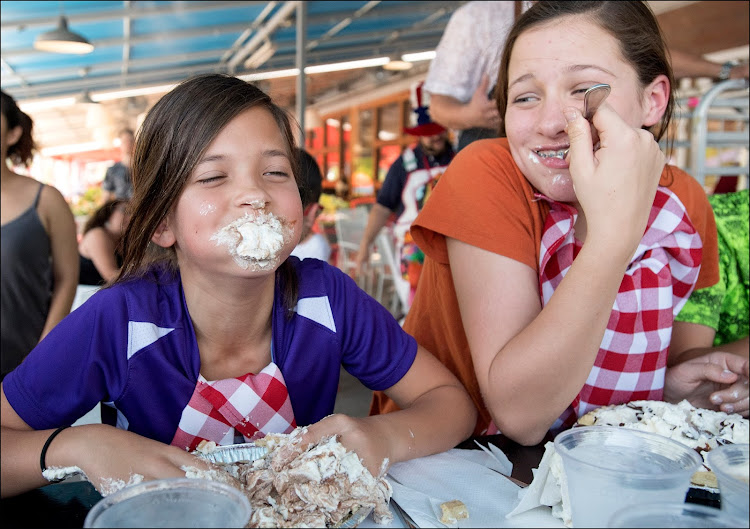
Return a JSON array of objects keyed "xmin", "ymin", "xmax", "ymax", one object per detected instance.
[
  {"xmin": 197, "ymin": 174, "xmax": 226, "ymax": 184},
  {"xmin": 263, "ymin": 170, "xmax": 291, "ymax": 180}
]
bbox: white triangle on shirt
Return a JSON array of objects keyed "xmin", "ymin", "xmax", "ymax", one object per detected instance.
[
  {"xmin": 294, "ymin": 296, "xmax": 336, "ymax": 333},
  {"xmin": 127, "ymin": 321, "xmax": 175, "ymax": 359}
]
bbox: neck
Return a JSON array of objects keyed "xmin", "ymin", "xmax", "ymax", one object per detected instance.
[{"xmin": 180, "ymin": 267, "xmax": 277, "ymax": 379}]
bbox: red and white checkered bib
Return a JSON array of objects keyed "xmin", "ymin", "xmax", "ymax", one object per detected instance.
[
  {"xmin": 534, "ymin": 188, "xmax": 702, "ymax": 432},
  {"xmin": 171, "ymin": 361, "xmax": 296, "ymax": 451}
]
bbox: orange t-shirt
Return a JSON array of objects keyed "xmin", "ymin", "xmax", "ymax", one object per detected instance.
[{"xmin": 369, "ymin": 138, "xmax": 719, "ymax": 436}]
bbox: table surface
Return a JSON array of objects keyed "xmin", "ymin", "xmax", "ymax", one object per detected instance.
[{"xmin": 0, "ymin": 434, "xmax": 718, "ymax": 528}]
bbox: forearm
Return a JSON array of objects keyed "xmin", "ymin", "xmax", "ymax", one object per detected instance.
[
  {"xmin": 669, "ymin": 49, "xmax": 723, "ymax": 80},
  {"xmin": 0, "ymin": 427, "xmax": 58, "ymax": 497},
  {"xmin": 430, "ymin": 94, "xmax": 476, "ymax": 130},
  {"xmin": 372, "ymin": 382, "xmax": 476, "ymax": 465},
  {"xmin": 487, "ymin": 244, "xmax": 630, "ymax": 444},
  {"xmin": 674, "ymin": 336, "xmax": 749, "ymax": 364},
  {"xmin": 358, "ymin": 204, "xmax": 392, "ymax": 254},
  {"xmin": 40, "ymin": 277, "xmax": 77, "ymax": 340}
]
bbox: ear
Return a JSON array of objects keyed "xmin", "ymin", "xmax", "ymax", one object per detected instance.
[
  {"xmin": 302, "ymin": 203, "xmax": 320, "ymax": 224},
  {"xmin": 151, "ymin": 218, "xmax": 176, "ymax": 248},
  {"xmin": 641, "ymin": 74, "xmax": 670, "ymax": 128},
  {"xmin": 6, "ymin": 125, "xmax": 23, "ymax": 149}
]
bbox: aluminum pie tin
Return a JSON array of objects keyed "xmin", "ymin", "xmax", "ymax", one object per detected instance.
[
  {"xmin": 196, "ymin": 442, "xmax": 268, "ymax": 465},
  {"xmin": 196, "ymin": 442, "xmax": 373, "ymax": 528}
]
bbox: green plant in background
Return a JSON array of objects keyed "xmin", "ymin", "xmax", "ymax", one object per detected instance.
[{"xmin": 71, "ymin": 185, "xmax": 104, "ymax": 217}]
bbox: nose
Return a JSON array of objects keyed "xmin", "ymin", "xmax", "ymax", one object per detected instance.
[
  {"xmin": 537, "ymin": 96, "xmax": 572, "ymax": 139},
  {"xmin": 234, "ymin": 178, "xmax": 272, "ymax": 210}
]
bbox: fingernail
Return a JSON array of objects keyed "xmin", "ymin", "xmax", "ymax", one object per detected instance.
[
  {"xmin": 711, "ymin": 394, "xmax": 723, "ymax": 404},
  {"xmin": 564, "ymin": 108, "xmax": 578, "ymax": 122},
  {"xmin": 722, "ymin": 369, "xmax": 734, "ymax": 378},
  {"xmin": 724, "ymin": 404, "xmax": 734, "ymax": 413}
]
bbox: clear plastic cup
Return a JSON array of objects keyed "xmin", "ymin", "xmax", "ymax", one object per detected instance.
[
  {"xmin": 609, "ymin": 501, "xmax": 746, "ymax": 527},
  {"xmin": 554, "ymin": 426, "xmax": 702, "ymax": 528},
  {"xmin": 707, "ymin": 443, "xmax": 750, "ymax": 522},
  {"xmin": 83, "ymin": 478, "xmax": 251, "ymax": 528}
]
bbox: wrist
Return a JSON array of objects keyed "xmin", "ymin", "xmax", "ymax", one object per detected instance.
[{"xmin": 717, "ymin": 61, "xmax": 737, "ymax": 81}]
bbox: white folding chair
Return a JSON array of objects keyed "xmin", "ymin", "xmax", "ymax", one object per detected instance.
[
  {"xmin": 370, "ymin": 230, "xmax": 409, "ymax": 317},
  {"xmin": 334, "ymin": 206, "xmax": 373, "ymax": 291}
]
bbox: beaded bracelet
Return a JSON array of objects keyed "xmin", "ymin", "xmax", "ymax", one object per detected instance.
[{"xmin": 40, "ymin": 425, "xmax": 71, "ymax": 478}]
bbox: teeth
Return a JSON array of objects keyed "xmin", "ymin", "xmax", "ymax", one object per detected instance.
[{"xmin": 536, "ymin": 149, "xmax": 569, "ymax": 159}]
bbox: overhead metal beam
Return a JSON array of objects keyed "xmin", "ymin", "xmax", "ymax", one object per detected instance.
[
  {"xmin": 7, "ymin": 50, "xmax": 232, "ymax": 82},
  {"xmin": 220, "ymin": 1, "xmax": 277, "ymax": 64},
  {"xmin": 3, "ymin": 21, "xmax": 261, "ymax": 58},
  {"xmin": 295, "ymin": 2, "xmax": 307, "ymax": 143},
  {"xmin": 306, "ymin": 1, "xmax": 380, "ymax": 51},
  {"xmin": 121, "ymin": 1, "xmax": 132, "ymax": 77},
  {"xmin": 227, "ymin": 1, "xmax": 299, "ymax": 73},
  {"xmin": 5, "ymin": 33, "xmax": 444, "ymax": 101},
  {"xmin": 1, "ymin": 1, "xmax": 265, "ymax": 30},
  {"xmin": 2, "ymin": 2, "xmax": 460, "ymax": 59}
]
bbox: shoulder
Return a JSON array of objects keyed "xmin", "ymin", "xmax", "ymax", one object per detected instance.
[
  {"xmin": 291, "ymin": 257, "xmax": 352, "ymax": 297},
  {"xmin": 38, "ymin": 183, "xmax": 75, "ymax": 223},
  {"xmin": 660, "ymin": 166, "xmax": 708, "ymax": 204},
  {"xmin": 81, "ymin": 226, "xmax": 113, "ymax": 248},
  {"xmin": 104, "ymin": 266, "xmax": 183, "ymax": 317},
  {"xmin": 445, "ymin": 138, "xmax": 522, "ymax": 186}
]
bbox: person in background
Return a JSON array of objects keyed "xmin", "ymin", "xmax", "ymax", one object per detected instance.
[
  {"xmin": 290, "ymin": 149, "xmax": 331, "ymax": 262},
  {"xmin": 669, "ymin": 189, "xmax": 749, "ymax": 416},
  {"xmin": 78, "ymin": 199, "xmax": 130, "ymax": 285},
  {"xmin": 424, "ymin": 1, "xmax": 525, "ymax": 151},
  {"xmin": 0, "ymin": 90, "xmax": 79, "ymax": 381},
  {"xmin": 102, "ymin": 128, "xmax": 135, "ymax": 201},
  {"xmin": 0, "ymin": 74, "xmax": 476, "ymax": 498},
  {"xmin": 354, "ymin": 82, "xmax": 454, "ymax": 310},
  {"xmin": 425, "ymin": 2, "xmax": 747, "ymax": 154},
  {"xmin": 371, "ymin": 1, "xmax": 747, "ymax": 442}
]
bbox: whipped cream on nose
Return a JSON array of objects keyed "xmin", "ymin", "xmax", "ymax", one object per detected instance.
[{"xmin": 211, "ymin": 211, "xmax": 293, "ymax": 271}]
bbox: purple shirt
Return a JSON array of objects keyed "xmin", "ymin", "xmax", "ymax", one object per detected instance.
[{"xmin": 4, "ymin": 258, "xmax": 416, "ymax": 445}]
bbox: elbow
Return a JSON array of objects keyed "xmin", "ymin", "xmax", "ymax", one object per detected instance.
[
  {"xmin": 497, "ymin": 419, "xmax": 550, "ymax": 446},
  {"xmin": 490, "ymin": 407, "xmax": 552, "ymax": 446}
]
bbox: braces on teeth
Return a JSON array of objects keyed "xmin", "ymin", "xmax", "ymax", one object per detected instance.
[{"xmin": 537, "ymin": 150, "xmax": 568, "ymax": 159}]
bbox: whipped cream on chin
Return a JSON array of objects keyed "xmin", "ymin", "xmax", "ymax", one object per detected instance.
[{"xmin": 211, "ymin": 211, "xmax": 294, "ymax": 271}]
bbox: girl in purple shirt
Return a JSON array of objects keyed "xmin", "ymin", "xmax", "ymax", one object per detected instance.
[{"xmin": 0, "ymin": 74, "xmax": 476, "ymax": 498}]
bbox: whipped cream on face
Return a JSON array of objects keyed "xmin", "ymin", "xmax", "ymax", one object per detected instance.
[{"xmin": 210, "ymin": 211, "xmax": 294, "ymax": 271}]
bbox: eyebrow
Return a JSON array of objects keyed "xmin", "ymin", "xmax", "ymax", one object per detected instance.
[
  {"xmin": 508, "ymin": 64, "xmax": 615, "ymax": 90},
  {"xmin": 195, "ymin": 149, "xmax": 289, "ymax": 166}
]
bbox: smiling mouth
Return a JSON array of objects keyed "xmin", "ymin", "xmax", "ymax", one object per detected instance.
[{"xmin": 535, "ymin": 149, "xmax": 569, "ymax": 160}]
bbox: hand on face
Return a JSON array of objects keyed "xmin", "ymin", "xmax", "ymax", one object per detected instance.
[
  {"xmin": 664, "ymin": 351, "xmax": 749, "ymax": 417},
  {"xmin": 564, "ymin": 102, "xmax": 664, "ymax": 257}
]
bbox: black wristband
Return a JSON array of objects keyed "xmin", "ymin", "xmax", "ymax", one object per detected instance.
[{"xmin": 40, "ymin": 425, "xmax": 71, "ymax": 476}]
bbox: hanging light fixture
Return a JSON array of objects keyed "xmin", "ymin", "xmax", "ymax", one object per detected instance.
[{"xmin": 34, "ymin": 15, "xmax": 94, "ymax": 55}]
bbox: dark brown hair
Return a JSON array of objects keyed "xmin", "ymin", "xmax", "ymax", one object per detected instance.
[
  {"xmin": 297, "ymin": 148, "xmax": 323, "ymax": 207},
  {"xmin": 83, "ymin": 198, "xmax": 128, "ymax": 235},
  {"xmin": 115, "ymin": 74, "xmax": 302, "ymax": 313},
  {"xmin": 1, "ymin": 90, "xmax": 37, "ymax": 167},
  {"xmin": 495, "ymin": 1, "xmax": 675, "ymax": 143}
]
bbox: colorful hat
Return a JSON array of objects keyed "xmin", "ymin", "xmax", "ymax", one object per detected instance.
[{"xmin": 403, "ymin": 81, "xmax": 447, "ymax": 137}]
